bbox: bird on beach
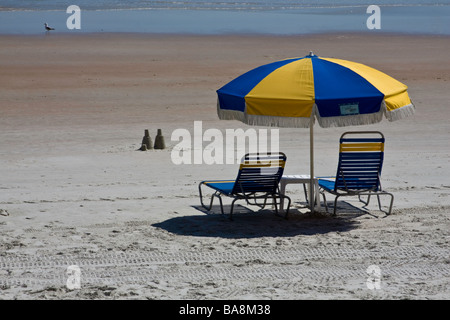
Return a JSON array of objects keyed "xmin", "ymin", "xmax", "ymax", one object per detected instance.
[{"xmin": 44, "ymin": 23, "xmax": 55, "ymax": 31}]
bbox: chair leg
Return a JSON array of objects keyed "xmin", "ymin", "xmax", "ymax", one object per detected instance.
[
  {"xmin": 303, "ymin": 183, "xmax": 309, "ymax": 203},
  {"xmin": 359, "ymin": 194, "xmax": 371, "ymax": 207},
  {"xmin": 376, "ymin": 194, "xmax": 382, "ymax": 211},
  {"xmin": 200, "ymin": 183, "xmax": 296, "ymax": 220},
  {"xmin": 318, "ymin": 189, "xmax": 394, "ymax": 216},
  {"xmin": 229, "ymin": 198, "xmax": 239, "ymax": 220},
  {"xmin": 199, "ymin": 182, "xmax": 213, "ymax": 211},
  {"xmin": 321, "ymin": 192, "xmax": 329, "ymax": 213},
  {"xmin": 260, "ymin": 196, "xmax": 268, "ymax": 209},
  {"xmin": 279, "ymin": 181, "xmax": 287, "ymax": 209},
  {"xmin": 362, "ymin": 191, "xmax": 394, "ymax": 215},
  {"xmin": 379, "ymin": 192, "xmax": 394, "ymax": 215},
  {"xmin": 333, "ymin": 195, "xmax": 341, "ymax": 216},
  {"xmin": 274, "ymin": 194, "xmax": 290, "ymax": 219},
  {"xmin": 213, "ymin": 193, "xmax": 226, "ymax": 216},
  {"xmin": 387, "ymin": 193, "xmax": 394, "ymax": 215},
  {"xmin": 272, "ymin": 194, "xmax": 279, "ymax": 216},
  {"xmin": 282, "ymin": 195, "xmax": 291, "ymax": 219},
  {"xmin": 199, "ymin": 183, "xmax": 231, "ymax": 217}
]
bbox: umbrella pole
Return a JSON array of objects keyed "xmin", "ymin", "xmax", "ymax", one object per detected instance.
[{"xmin": 309, "ymin": 114, "xmax": 315, "ymax": 213}]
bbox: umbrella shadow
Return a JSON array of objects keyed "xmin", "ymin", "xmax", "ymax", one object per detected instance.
[{"xmin": 152, "ymin": 204, "xmax": 365, "ymax": 239}]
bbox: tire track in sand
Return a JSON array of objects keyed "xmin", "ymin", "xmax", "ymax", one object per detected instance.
[{"xmin": 1, "ymin": 245, "xmax": 449, "ymax": 288}]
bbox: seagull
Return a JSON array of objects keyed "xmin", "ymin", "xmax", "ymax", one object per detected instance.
[{"xmin": 44, "ymin": 23, "xmax": 55, "ymax": 31}]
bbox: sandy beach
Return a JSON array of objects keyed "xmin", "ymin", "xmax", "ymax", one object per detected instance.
[{"xmin": 0, "ymin": 32, "xmax": 449, "ymax": 300}]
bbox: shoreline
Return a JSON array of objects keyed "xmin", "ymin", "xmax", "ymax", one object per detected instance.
[
  {"xmin": 1, "ymin": 30, "xmax": 445, "ymax": 42},
  {"xmin": 2, "ymin": 29, "xmax": 449, "ymax": 38},
  {"xmin": 2, "ymin": 30, "xmax": 450, "ymax": 40}
]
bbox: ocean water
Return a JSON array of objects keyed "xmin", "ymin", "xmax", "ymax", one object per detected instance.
[{"xmin": 0, "ymin": 0, "xmax": 449, "ymax": 35}]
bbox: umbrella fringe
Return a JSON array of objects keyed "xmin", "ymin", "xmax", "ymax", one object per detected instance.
[
  {"xmin": 217, "ymin": 101, "xmax": 415, "ymax": 128},
  {"xmin": 218, "ymin": 110, "xmax": 311, "ymax": 128},
  {"xmin": 217, "ymin": 101, "xmax": 311, "ymax": 128},
  {"xmin": 244, "ymin": 114, "xmax": 311, "ymax": 128},
  {"xmin": 385, "ymin": 102, "xmax": 416, "ymax": 122},
  {"xmin": 217, "ymin": 107, "xmax": 247, "ymax": 122},
  {"xmin": 316, "ymin": 100, "xmax": 415, "ymax": 127},
  {"xmin": 316, "ymin": 111, "xmax": 384, "ymax": 128}
]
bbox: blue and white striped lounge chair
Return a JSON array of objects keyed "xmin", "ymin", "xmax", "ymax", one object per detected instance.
[
  {"xmin": 198, "ymin": 153, "xmax": 291, "ymax": 220},
  {"xmin": 318, "ymin": 131, "xmax": 394, "ymax": 215}
]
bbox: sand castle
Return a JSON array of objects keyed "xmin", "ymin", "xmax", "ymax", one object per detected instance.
[{"xmin": 140, "ymin": 129, "xmax": 165, "ymax": 150}]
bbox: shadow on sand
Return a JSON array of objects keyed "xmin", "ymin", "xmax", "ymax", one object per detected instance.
[{"xmin": 152, "ymin": 201, "xmax": 378, "ymax": 239}]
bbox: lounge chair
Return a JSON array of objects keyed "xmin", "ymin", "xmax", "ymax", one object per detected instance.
[
  {"xmin": 198, "ymin": 152, "xmax": 291, "ymax": 220},
  {"xmin": 318, "ymin": 131, "xmax": 394, "ymax": 215}
]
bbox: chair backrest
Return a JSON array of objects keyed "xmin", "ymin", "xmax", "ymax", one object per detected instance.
[
  {"xmin": 232, "ymin": 152, "xmax": 287, "ymax": 194},
  {"xmin": 334, "ymin": 131, "xmax": 385, "ymax": 192}
]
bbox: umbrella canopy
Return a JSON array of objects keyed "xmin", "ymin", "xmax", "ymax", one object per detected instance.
[
  {"xmin": 217, "ymin": 52, "xmax": 415, "ymax": 128},
  {"xmin": 216, "ymin": 52, "xmax": 415, "ymax": 212}
]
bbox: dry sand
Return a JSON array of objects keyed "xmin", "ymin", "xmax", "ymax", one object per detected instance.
[{"xmin": 0, "ymin": 33, "xmax": 449, "ymax": 300}]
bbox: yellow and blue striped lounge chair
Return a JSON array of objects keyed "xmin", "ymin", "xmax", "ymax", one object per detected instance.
[
  {"xmin": 198, "ymin": 152, "xmax": 291, "ymax": 220},
  {"xmin": 318, "ymin": 131, "xmax": 394, "ymax": 216}
]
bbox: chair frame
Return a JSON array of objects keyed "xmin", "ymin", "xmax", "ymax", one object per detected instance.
[
  {"xmin": 319, "ymin": 131, "xmax": 394, "ymax": 216},
  {"xmin": 198, "ymin": 152, "xmax": 291, "ymax": 220}
]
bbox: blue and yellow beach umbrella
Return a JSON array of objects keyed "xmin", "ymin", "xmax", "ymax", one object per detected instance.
[
  {"xmin": 217, "ymin": 52, "xmax": 415, "ymax": 128},
  {"xmin": 216, "ymin": 52, "xmax": 415, "ymax": 212}
]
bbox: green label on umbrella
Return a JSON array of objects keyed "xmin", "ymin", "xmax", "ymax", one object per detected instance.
[{"xmin": 340, "ymin": 103, "xmax": 360, "ymax": 116}]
